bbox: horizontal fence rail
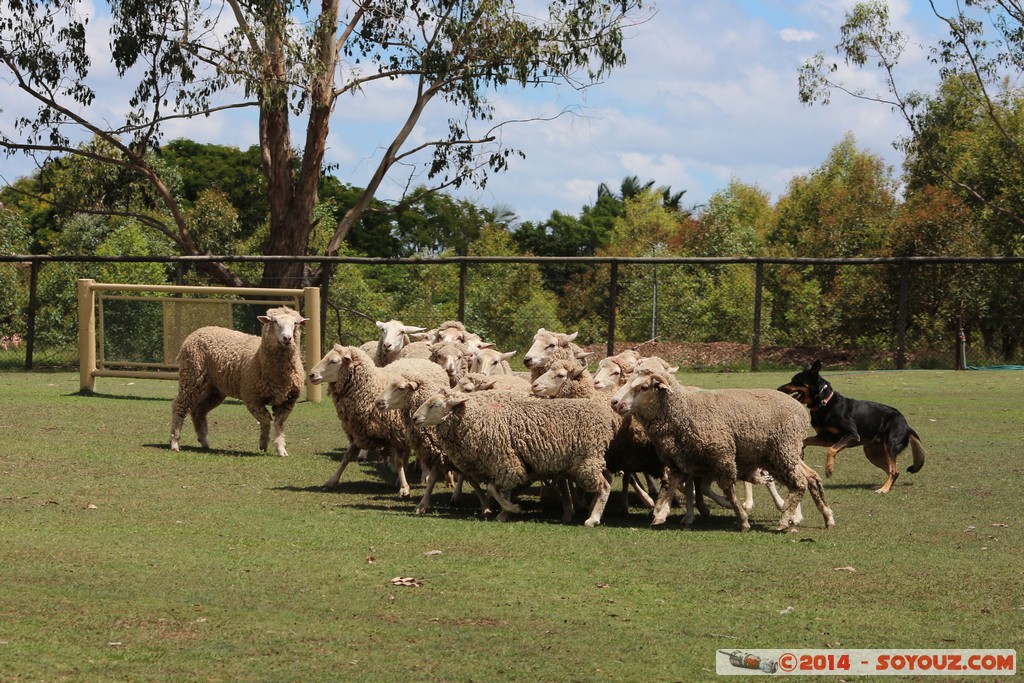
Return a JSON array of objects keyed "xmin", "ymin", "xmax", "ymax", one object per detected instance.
[{"xmin": 3, "ymin": 254, "xmax": 1023, "ymax": 373}]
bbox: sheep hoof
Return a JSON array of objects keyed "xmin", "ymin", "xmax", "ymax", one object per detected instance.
[
  {"xmin": 496, "ymin": 511, "xmax": 511, "ymax": 522},
  {"xmin": 584, "ymin": 517, "xmax": 601, "ymax": 528},
  {"xmin": 170, "ymin": 442, "xmax": 180, "ymax": 452},
  {"xmin": 414, "ymin": 505, "xmax": 428, "ymax": 515},
  {"xmin": 398, "ymin": 486, "xmax": 411, "ymax": 498}
]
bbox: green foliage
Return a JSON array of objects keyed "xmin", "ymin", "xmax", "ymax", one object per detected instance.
[
  {"xmin": 464, "ymin": 225, "xmax": 560, "ymax": 353},
  {"xmin": 0, "ymin": 207, "xmax": 30, "ymax": 338}
]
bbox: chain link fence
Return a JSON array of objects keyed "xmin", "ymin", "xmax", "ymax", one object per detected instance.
[{"xmin": 1, "ymin": 255, "xmax": 1022, "ymax": 372}]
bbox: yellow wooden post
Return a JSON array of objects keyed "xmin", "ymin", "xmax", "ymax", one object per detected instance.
[
  {"xmin": 302, "ymin": 286, "xmax": 322, "ymax": 403},
  {"xmin": 78, "ymin": 278, "xmax": 96, "ymax": 393}
]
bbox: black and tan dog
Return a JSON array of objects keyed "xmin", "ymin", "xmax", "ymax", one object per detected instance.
[{"xmin": 778, "ymin": 360, "xmax": 925, "ymax": 493}]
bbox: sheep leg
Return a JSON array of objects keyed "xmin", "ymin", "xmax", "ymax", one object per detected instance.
[
  {"xmin": 742, "ymin": 481, "xmax": 755, "ymax": 511},
  {"xmin": 170, "ymin": 400, "xmax": 187, "ymax": 452},
  {"xmin": 701, "ymin": 479, "xmax": 734, "ymax": 509},
  {"xmin": 357, "ymin": 449, "xmax": 370, "ymax": 462},
  {"xmin": 190, "ymin": 390, "xmax": 224, "ymax": 450},
  {"xmin": 557, "ymin": 479, "xmax": 576, "ymax": 523},
  {"xmin": 720, "ymin": 480, "xmax": 750, "ymax": 532},
  {"xmin": 582, "ymin": 474, "xmax": 612, "ymax": 528},
  {"xmin": 414, "ymin": 464, "xmax": 442, "ymax": 515},
  {"xmin": 486, "ymin": 484, "xmax": 523, "ymax": 518},
  {"xmin": 652, "ymin": 469, "xmax": 686, "ymax": 526},
  {"xmin": 627, "ymin": 472, "xmax": 656, "ymax": 510},
  {"xmin": 247, "ymin": 403, "xmax": 274, "ymax": 453},
  {"xmin": 269, "ymin": 391, "xmax": 298, "ymax": 457},
  {"xmin": 392, "ymin": 450, "xmax": 411, "ymax": 498},
  {"xmin": 804, "ymin": 466, "xmax": 836, "ymax": 529},
  {"xmin": 323, "ymin": 443, "xmax": 359, "ymax": 488}
]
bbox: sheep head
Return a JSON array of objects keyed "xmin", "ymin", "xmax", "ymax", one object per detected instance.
[
  {"xmin": 308, "ymin": 344, "xmax": 356, "ymax": 384},
  {"xmin": 469, "ymin": 348, "xmax": 516, "ymax": 376},
  {"xmin": 610, "ymin": 371, "xmax": 674, "ymax": 416},
  {"xmin": 412, "ymin": 390, "xmax": 469, "ymax": 427},
  {"xmin": 376, "ymin": 377, "xmax": 420, "ymax": 411},
  {"xmin": 375, "ymin": 320, "xmax": 427, "ymax": 355},
  {"xmin": 258, "ymin": 307, "xmax": 308, "ymax": 347},
  {"xmin": 523, "ymin": 328, "xmax": 578, "ymax": 369},
  {"xmin": 531, "ymin": 359, "xmax": 586, "ymax": 398}
]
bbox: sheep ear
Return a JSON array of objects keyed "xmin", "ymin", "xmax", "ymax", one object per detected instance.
[
  {"xmin": 666, "ymin": 365, "xmax": 679, "ymax": 374},
  {"xmin": 257, "ymin": 315, "xmax": 271, "ymax": 324},
  {"xmin": 409, "ymin": 332, "xmax": 429, "ymax": 341},
  {"xmin": 299, "ymin": 317, "xmax": 309, "ymax": 326},
  {"xmin": 479, "ymin": 378, "xmax": 497, "ymax": 390},
  {"xmin": 501, "ymin": 350, "xmax": 517, "ymax": 361},
  {"xmin": 446, "ymin": 393, "xmax": 471, "ymax": 408},
  {"xmin": 576, "ymin": 351, "xmax": 595, "ymax": 363},
  {"xmin": 406, "ymin": 380, "xmax": 420, "ymax": 391},
  {"xmin": 477, "ymin": 341, "xmax": 495, "ymax": 349},
  {"xmin": 403, "ymin": 325, "xmax": 427, "ymax": 334},
  {"xmin": 564, "ymin": 331, "xmax": 578, "ymax": 343},
  {"xmin": 569, "ymin": 365, "xmax": 586, "ymax": 380},
  {"xmin": 653, "ymin": 375, "xmax": 674, "ymax": 394},
  {"xmin": 375, "ymin": 320, "xmax": 386, "ymax": 330}
]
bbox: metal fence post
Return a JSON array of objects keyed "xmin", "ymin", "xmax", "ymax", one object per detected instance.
[
  {"xmin": 25, "ymin": 260, "xmax": 39, "ymax": 370},
  {"xmin": 896, "ymin": 260, "xmax": 910, "ymax": 370},
  {"xmin": 458, "ymin": 260, "xmax": 468, "ymax": 322},
  {"xmin": 607, "ymin": 261, "xmax": 618, "ymax": 357},
  {"xmin": 751, "ymin": 261, "xmax": 764, "ymax": 372}
]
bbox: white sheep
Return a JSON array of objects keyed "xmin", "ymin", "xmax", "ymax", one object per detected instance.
[
  {"xmin": 170, "ymin": 306, "xmax": 308, "ymax": 457},
  {"xmin": 362, "ymin": 319, "xmax": 427, "ymax": 366},
  {"xmin": 531, "ymin": 359, "xmax": 663, "ymax": 513},
  {"xmin": 429, "ymin": 340, "xmax": 472, "ymax": 386},
  {"xmin": 523, "ymin": 328, "xmax": 593, "ymax": 381},
  {"xmin": 374, "ymin": 372, "xmax": 491, "ymax": 515},
  {"xmin": 592, "ymin": 349, "xmax": 644, "ymax": 391},
  {"xmin": 455, "ymin": 372, "xmax": 533, "ymax": 394},
  {"xmin": 469, "ymin": 347, "xmax": 517, "ymax": 375},
  {"xmin": 411, "ymin": 388, "xmax": 617, "ymax": 526},
  {"xmin": 610, "ymin": 370, "xmax": 835, "ymax": 532},
  {"xmin": 309, "ymin": 344, "xmax": 446, "ymax": 497}
]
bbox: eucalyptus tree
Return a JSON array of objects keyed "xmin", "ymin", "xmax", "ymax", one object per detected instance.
[{"xmin": 0, "ymin": 0, "xmax": 648, "ymax": 288}]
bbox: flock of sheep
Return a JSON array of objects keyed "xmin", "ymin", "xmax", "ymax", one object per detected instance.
[{"xmin": 168, "ymin": 307, "xmax": 836, "ymax": 532}]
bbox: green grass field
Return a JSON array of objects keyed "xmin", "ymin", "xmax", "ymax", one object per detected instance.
[{"xmin": 1, "ymin": 369, "xmax": 1021, "ymax": 681}]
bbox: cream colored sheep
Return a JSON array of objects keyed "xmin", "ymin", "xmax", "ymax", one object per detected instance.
[
  {"xmin": 411, "ymin": 388, "xmax": 616, "ymax": 526},
  {"xmin": 610, "ymin": 370, "xmax": 835, "ymax": 532},
  {"xmin": 429, "ymin": 340, "xmax": 472, "ymax": 386},
  {"xmin": 170, "ymin": 306, "xmax": 307, "ymax": 457},
  {"xmin": 523, "ymin": 328, "xmax": 593, "ymax": 381},
  {"xmin": 455, "ymin": 372, "xmax": 533, "ymax": 394},
  {"xmin": 309, "ymin": 344, "xmax": 445, "ymax": 497},
  {"xmin": 362, "ymin": 319, "xmax": 427, "ymax": 366},
  {"xmin": 469, "ymin": 347, "xmax": 517, "ymax": 375}
]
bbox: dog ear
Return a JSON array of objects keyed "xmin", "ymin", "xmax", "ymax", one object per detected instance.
[
  {"xmin": 811, "ymin": 359, "xmax": 822, "ymax": 374},
  {"xmin": 802, "ymin": 361, "xmax": 812, "ymax": 372}
]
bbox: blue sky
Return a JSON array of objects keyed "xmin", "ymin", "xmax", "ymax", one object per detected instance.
[{"xmin": 2, "ymin": 1, "xmax": 948, "ymax": 224}]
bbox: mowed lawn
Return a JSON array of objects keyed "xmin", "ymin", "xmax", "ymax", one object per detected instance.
[{"xmin": 0, "ymin": 368, "xmax": 1021, "ymax": 681}]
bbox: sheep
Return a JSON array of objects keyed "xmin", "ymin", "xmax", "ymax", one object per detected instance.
[
  {"xmin": 429, "ymin": 340, "xmax": 472, "ymax": 386},
  {"xmin": 170, "ymin": 306, "xmax": 308, "ymax": 457},
  {"xmin": 374, "ymin": 367, "xmax": 489, "ymax": 515},
  {"xmin": 411, "ymin": 388, "xmax": 617, "ymax": 526},
  {"xmin": 362, "ymin": 319, "xmax": 427, "ymax": 366},
  {"xmin": 397, "ymin": 340, "xmax": 434, "ymax": 360},
  {"xmin": 531, "ymin": 359, "xmax": 664, "ymax": 513},
  {"xmin": 455, "ymin": 372, "xmax": 533, "ymax": 394},
  {"xmin": 424, "ymin": 320, "xmax": 467, "ymax": 345},
  {"xmin": 308, "ymin": 344, "xmax": 446, "ymax": 497},
  {"xmin": 469, "ymin": 346, "xmax": 517, "ymax": 375},
  {"xmin": 595, "ymin": 352, "xmax": 787, "ymax": 518},
  {"xmin": 592, "ymin": 349, "xmax": 644, "ymax": 391},
  {"xmin": 523, "ymin": 328, "xmax": 593, "ymax": 381},
  {"xmin": 610, "ymin": 370, "xmax": 835, "ymax": 532}
]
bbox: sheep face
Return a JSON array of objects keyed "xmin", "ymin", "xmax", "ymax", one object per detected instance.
[
  {"xmin": 593, "ymin": 358, "xmax": 626, "ymax": 391},
  {"xmin": 258, "ymin": 307, "xmax": 308, "ymax": 347},
  {"xmin": 433, "ymin": 324, "xmax": 466, "ymax": 345},
  {"xmin": 455, "ymin": 375, "xmax": 498, "ymax": 393},
  {"xmin": 430, "ymin": 342, "xmax": 469, "ymax": 380},
  {"xmin": 375, "ymin": 320, "xmax": 426, "ymax": 355},
  {"xmin": 635, "ymin": 356, "xmax": 679, "ymax": 377},
  {"xmin": 462, "ymin": 333, "xmax": 490, "ymax": 353},
  {"xmin": 411, "ymin": 390, "xmax": 469, "ymax": 427},
  {"xmin": 375, "ymin": 378, "xmax": 419, "ymax": 411},
  {"xmin": 308, "ymin": 345, "xmax": 353, "ymax": 384},
  {"xmin": 531, "ymin": 359, "xmax": 585, "ymax": 398},
  {"xmin": 610, "ymin": 371, "xmax": 674, "ymax": 416},
  {"xmin": 523, "ymin": 328, "xmax": 578, "ymax": 369},
  {"xmin": 470, "ymin": 348, "xmax": 516, "ymax": 375}
]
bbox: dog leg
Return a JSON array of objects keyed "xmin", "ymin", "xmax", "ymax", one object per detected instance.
[{"xmin": 864, "ymin": 442, "xmax": 899, "ymax": 493}]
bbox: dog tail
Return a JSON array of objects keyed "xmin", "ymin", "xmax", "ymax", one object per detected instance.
[{"xmin": 906, "ymin": 430, "xmax": 925, "ymax": 473}]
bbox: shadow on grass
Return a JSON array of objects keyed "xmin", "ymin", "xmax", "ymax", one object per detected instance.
[
  {"xmin": 142, "ymin": 442, "xmax": 268, "ymax": 458},
  {"xmin": 69, "ymin": 391, "xmax": 175, "ymax": 402}
]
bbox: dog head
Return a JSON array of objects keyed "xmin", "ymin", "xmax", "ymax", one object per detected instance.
[{"xmin": 777, "ymin": 359, "xmax": 826, "ymax": 406}]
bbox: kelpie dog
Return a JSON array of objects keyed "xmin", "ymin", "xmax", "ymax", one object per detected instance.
[{"xmin": 778, "ymin": 360, "xmax": 925, "ymax": 493}]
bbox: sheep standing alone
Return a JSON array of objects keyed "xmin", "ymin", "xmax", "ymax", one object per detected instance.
[
  {"xmin": 309, "ymin": 344, "xmax": 446, "ymax": 497},
  {"xmin": 170, "ymin": 306, "xmax": 308, "ymax": 457},
  {"xmin": 611, "ymin": 370, "xmax": 835, "ymax": 532},
  {"xmin": 412, "ymin": 388, "xmax": 617, "ymax": 526}
]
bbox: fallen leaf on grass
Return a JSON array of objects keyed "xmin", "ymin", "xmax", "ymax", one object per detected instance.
[
  {"xmin": 424, "ymin": 550, "xmax": 443, "ymax": 556},
  {"xmin": 86, "ymin": 503, "xmax": 98, "ymax": 510},
  {"xmin": 833, "ymin": 566, "xmax": 857, "ymax": 573},
  {"xmin": 390, "ymin": 576, "xmax": 421, "ymax": 587},
  {"xmin": 779, "ymin": 606, "xmax": 794, "ymax": 615},
  {"xmin": 366, "ymin": 556, "xmax": 376, "ymax": 564},
  {"xmin": 991, "ymin": 523, "xmax": 1009, "ymax": 528},
  {"xmin": 595, "ymin": 582, "xmax": 610, "ymax": 589}
]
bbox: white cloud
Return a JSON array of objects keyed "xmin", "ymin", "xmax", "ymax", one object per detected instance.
[{"xmin": 780, "ymin": 28, "xmax": 817, "ymax": 42}]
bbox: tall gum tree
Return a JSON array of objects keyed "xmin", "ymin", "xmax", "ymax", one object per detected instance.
[{"xmin": 0, "ymin": 0, "xmax": 649, "ymax": 288}]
